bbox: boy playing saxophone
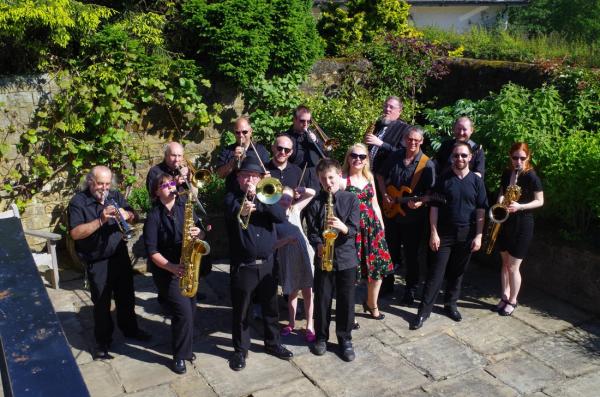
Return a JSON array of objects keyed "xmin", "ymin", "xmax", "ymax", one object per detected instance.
[{"xmin": 305, "ymin": 158, "xmax": 360, "ymax": 362}]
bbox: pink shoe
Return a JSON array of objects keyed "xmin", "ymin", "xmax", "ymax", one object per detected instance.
[
  {"xmin": 280, "ymin": 325, "xmax": 293, "ymax": 336},
  {"xmin": 305, "ymin": 329, "xmax": 316, "ymax": 343}
]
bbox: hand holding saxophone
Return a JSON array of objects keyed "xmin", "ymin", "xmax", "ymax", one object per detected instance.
[
  {"xmin": 326, "ymin": 214, "xmax": 347, "ymax": 235},
  {"xmin": 507, "ymin": 201, "xmax": 523, "ymax": 213}
]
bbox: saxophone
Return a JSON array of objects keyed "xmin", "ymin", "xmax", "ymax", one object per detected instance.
[
  {"xmin": 321, "ymin": 189, "xmax": 338, "ymax": 272},
  {"xmin": 485, "ymin": 169, "xmax": 522, "ymax": 255},
  {"xmin": 179, "ymin": 191, "xmax": 211, "ymax": 297}
]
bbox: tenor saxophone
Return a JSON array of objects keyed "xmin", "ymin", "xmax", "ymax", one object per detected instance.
[
  {"xmin": 321, "ymin": 189, "xmax": 338, "ymax": 272},
  {"xmin": 179, "ymin": 191, "xmax": 211, "ymax": 297}
]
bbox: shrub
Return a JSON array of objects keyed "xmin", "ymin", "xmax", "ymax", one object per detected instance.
[
  {"xmin": 128, "ymin": 186, "xmax": 152, "ymax": 214},
  {"xmin": 317, "ymin": 0, "xmax": 412, "ymax": 56}
]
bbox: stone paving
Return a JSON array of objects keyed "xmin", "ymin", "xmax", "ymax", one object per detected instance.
[{"xmin": 46, "ymin": 261, "xmax": 600, "ymax": 397}]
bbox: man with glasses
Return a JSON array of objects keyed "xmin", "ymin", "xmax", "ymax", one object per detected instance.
[
  {"xmin": 146, "ymin": 142, "xmax": 190, "ymax": 194},
  {"xmin": 410, "ymin": 142, "xmax": 487, "ymax": 330},
  {"xmin": 365, "ymin": 96, "xmax": 411, "ymax": 173},
  {"xmin": 69, "ymin": 166, "xmax": 151, "ymax": 360},
  {"xmin": 217, "ymin": 116, "xmax": 270, "ymax": 192},
  {"xmin": 284, "ymin": 105, "xmax": 325, "ymax": 191},
  {"xmin": 376, "ymin": 126, "xmax": 436, "ymax": 306},
  {"xmin": 434, "ymin": 116, "xmax": 485, "ymax": 178}
]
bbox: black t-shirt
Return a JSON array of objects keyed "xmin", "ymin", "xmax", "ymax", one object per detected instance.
[
  {"xmin": 305, "ymin": 190, "xmax": 360, "ymax": 271},
  {"xmin": 435, "ymin": 139, "xmax": 486, "ymax": 178},
  {"xmin": 500, "ymin": 169, "xmax": 543, "ymax": 213},
  {"xmin": 377, "ymin": 149, "xmax": 436, "ymax": 224},
  {"xmin": 216, "ymin": 142, "xmax": 270, "ymax": 192},
  {"xmin": 432, "ymin": 171, "xmax": 488, "ymax": 229},
  {"xmin": 224, "ymin": 189, "xmax": 287, "ymax": 266},
  {"xmin": 143, "ymin": 195, "xmax": 201, "ymax": 274},
  {"xmin": 68, "ymin": 189, "xmax": 132, "ymax": 262}
]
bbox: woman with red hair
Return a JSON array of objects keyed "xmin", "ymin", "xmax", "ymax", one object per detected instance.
[{"xmin": 493, "ymin": 142, "xmax": 544, "ymax": 316}]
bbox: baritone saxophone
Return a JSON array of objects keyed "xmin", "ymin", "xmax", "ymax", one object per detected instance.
[{"xmin": 179, "ymin": 191, "xmax": 210, "ymax": 297}]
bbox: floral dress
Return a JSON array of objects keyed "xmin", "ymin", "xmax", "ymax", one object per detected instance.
[{"xmin": 346, "ymin": 178, "xmax": 393, "ymax": 282}]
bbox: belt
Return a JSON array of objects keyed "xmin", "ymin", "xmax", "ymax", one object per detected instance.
[{"xmin": 238, "ymin": 256, "xmax": 271, "ymax": 267}]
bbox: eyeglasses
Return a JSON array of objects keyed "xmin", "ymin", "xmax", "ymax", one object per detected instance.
[
  {"xmin": 276, "ymin": 146, "xmax": 292, "ymax": 154},
  {"xmin": 235, "ymin": 130, "xmax": 250, "ymax": 135},
  {"xmin": 350, "ymin": 153, "xmax": 368, "ymax": 161},
  {"xmin": 453, "ymin": 153, "xmax": 469, "ymax": 159},
  {"xmin": 159, "ymin": 180, "xmax": 177, "ymax": 190},
  {"xmin": 405, "ymin": 138, "xmax": 422, "ymax": 143},
  {"xmin": 511, "ymin": 156, "xmax": 527, "ymax": 161}
]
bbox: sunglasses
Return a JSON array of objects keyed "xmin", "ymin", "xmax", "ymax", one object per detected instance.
[
  {"xmin": 511, "ymin": 156, "xmax": 527, "ymax": 161},
  {"xmin": 235, "ymin": 130, "xmax": 250, "ymax": 135},
  {"xmin": 453, "ymin": 153, "xmax": 469, "ymax": 159},
  {"xmin": 276, "ymin": 146, "xmax": 292, "ymax": 154},
  {"xmin": 159, "ymin": 180, "xmax": 177, "ymax": 190},
  {"xmin": 350, "ymin": 153, "xmax": 368, "ymax": 161}
]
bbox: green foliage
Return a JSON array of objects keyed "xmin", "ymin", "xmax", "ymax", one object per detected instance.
[
  {"xmin": 0, "ymin": 0, "xmax": 114, "ymax": 73},
  {"xmin": 128, "ymin": 185, "xmax": 151, "ymax": 214},
  {"xmin": 508, "ymin": 0, "xmax": 600, "ymax": 43},
  {"xmin": 424, "ymin": 80, "xmax": 600, "ymax": 234},
  {"xmin": 16, "ymin": 12, "xmax": 212, "ymax": 198},
  {"xmin": 197, "ymin": 173, "xmax": 226, "ymax": 213},
  {"xmin": 317, "ymin": 0, "xmax": 412, "ymax": 56},
  {"xmin": 181, "ymin": 0, "xmax": 322, "ymax": 90},
  {"xmin": 365, "ymin": 35, "xmax": 451, "ymax": 108},
  {"xmin": 421, "ymin": 26, "xmax": 600, "ymax": 68},
  {"xmin": 244, "ymin": 73, "xmax": 305, "ymax": 145}
]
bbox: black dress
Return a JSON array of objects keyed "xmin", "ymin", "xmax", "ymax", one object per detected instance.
[{"xmin": 497, "ymin": 169, "xmax": 543, "ymax": 259}]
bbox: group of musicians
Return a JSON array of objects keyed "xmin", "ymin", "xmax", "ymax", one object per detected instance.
[{"xmin": 67, "ymin": 98, "xmax": 544, "ymax": 374}]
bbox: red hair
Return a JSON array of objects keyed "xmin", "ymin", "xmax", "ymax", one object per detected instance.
[{"xmin": 508, "ymin": 142, "xmax": 533, "ymax": 173}]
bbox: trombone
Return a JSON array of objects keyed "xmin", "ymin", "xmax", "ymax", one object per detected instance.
[
  {"xmin": 236, "ymin": 141, "xmax": 283, "ymax": 229},
  {"xmin": 310, "ymin": 120, "xmax": 339, "ymax": 155},
  {"xmin": 177, "ymin": 155, "xmax": 210, "ymax": 222}
]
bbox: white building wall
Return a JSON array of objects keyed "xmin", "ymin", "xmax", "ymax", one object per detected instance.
[{"xmin": 409, "ymin": 5, "xmax": 505, "ymax": 32}]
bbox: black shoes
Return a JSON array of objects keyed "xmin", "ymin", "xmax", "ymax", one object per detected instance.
[
  {"xmin": 313, "ymin": 340, "xmax": 327, "ymax": 356},
  {"xmin": 444, "ymin": 306, "xmax": 462, "ymax": 322},
  {"xmin": 187, "ymin": 353, "xmax": 197, "ymax": 362},
  {"xmin": 93, "ymin": 344, "xmax": 113, "ymax": 360},
  {"xmin": 172, "ymin": 359, "xmax": 186, "ymax": 374},
  {"xmin": 339, "ymin": 341, "xmax": 355, "ymax": 362},
  {"xmin": 362, "ymin": 302, "xmax": 385, "ymax": 320},
  {"xmin": 124, "ymin": 329, "xmax": 152, "ymax": 342},
  {"xmin": 410, "ymin": 314, "xmax": 428, "ymax": 330},
  {"xmin": 265, "ymin": 344, "xmax": 293, "ymax": 360},
  {"xmin": 229, "ymin": 351, "xmax": 247, "ymax": 371}
]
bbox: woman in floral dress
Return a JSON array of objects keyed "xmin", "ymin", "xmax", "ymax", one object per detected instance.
[{"xmin": 342, "ymin": 143, "xmax": 393, "ymax": 320}]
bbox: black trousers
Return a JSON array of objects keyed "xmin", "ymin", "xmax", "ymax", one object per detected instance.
[
  {"xmin": 394, "ymin": 219, "xmax": 427, "ymax": 292},
  {"xmin": 230, "ymin": 257, "xmax": 279, "ymax": 353},
  {"xmin": 86, "ymin": 245, "xmax": 138, "ymax": 346},
  {"xmin": 152, "ymin": 270, "xmax": 196, "ymax": 360},
  {"xmin": 418, "ymin": 229, "xmax": 473, "ymax": 316},
  {"xmin": 314, "ymin": 267, "xmax": 356, "ymax": 344},
  {"xmin": 381, "ymin": 217, "xmax": 402, "ymax": 291}
]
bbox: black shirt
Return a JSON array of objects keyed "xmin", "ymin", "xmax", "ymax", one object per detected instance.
[
  {"xmin": 500, "ymin": 169, "xmax": 543, "ymax": 214},
  {"xmin": 143, "ymin": 195, "xmax": 202, "ymax": 275},
  {"xmin": 370, "ymin": 119, "xmax": 411, "ymax": 173},
  {"xmin": 434, "ymin": 139, "xmax": 486, "ymax": 178},
  {"xmin": 68, "ymin": 189, "xmax": 132, "ymax": 263},
  {"xmin": 216, "ymin": 142, "xmax": 270, "ymax": 192},
  {"xmin": 265, "ymin": 160, "xmax": 318, "ymax": 191},
  {"xmin": 284, "ymin": 127, "xmax": 326, "ymax": 169},
  {"xmin": 224, "ymin": 189, "xmax": 287, "ymax": 266},
  {"xmin": 305, "ymin": 190, "xmax": 360, "ymax": 271},
  {"xmin": 146, "ymin": 161, "xmax": 182, "ymax": 194},
  {"xmin": 377, "ymin": 148, "xmax": 436, "ymax": 224},
  {"xmin": 432, "ymin": 171, "xmax": 488, "ymax": 230}
]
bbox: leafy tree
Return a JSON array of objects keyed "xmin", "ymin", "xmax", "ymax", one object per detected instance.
[
  {"xmin": 0, "ymin": 0, "xmax": 114, "ymax": 73},
  {"xmin": 508, "ymin": 0, "xmax": 600, "ymax": 42}
]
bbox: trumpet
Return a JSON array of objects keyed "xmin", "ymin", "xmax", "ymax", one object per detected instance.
[
  {"xmin": 103, "ymin": 193, "xmax": 134, "ymax": 241},
  {"xmin": 237, "ymin": 177, "xmax": 283, "ymax": 229},
  {"xmin": 310, "ymin": 120, "xmax": 339, "ymax": 153}
]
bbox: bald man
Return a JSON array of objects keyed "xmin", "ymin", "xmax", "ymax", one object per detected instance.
[
  {"xmin": 69, "ymin": 166, "xmax": 151, "ymax": 360},
  {"xmin": 146, "ymin": 142, "xmax": 190, "ymax": 194},
  {"xmin": 216, "ymin": 116, "xmax": 270, "ymax": 192}
]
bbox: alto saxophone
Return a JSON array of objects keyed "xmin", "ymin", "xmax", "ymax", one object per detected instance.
[
  {"xmin": 485, "ymin": 169, "xmax": 522, "ymax": 255},
  {"xmin": 321, "ymin": 189, "xmax": 338, "ymax": 272},
  {"xmin": 179, "ymin": 191, "xmax": 211, "ymax": 297}
]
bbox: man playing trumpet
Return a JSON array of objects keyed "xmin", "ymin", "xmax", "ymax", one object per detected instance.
[{"xmin": 224, "ymin": 157, "xmax": 293, "ymax": 371}]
